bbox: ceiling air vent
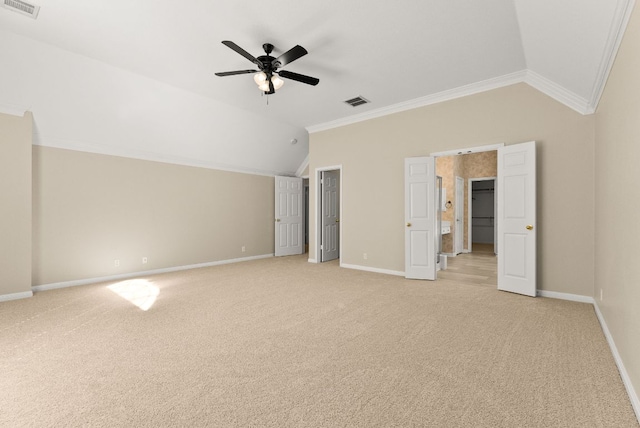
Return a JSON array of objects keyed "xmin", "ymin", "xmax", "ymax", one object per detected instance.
[
  {"xmin": 2, "ymin": 0, "xmax": 40, "ymax": 19},
  {"xmin": 344, "ymin": 96, "xmax": 370, "ymax": 107}
]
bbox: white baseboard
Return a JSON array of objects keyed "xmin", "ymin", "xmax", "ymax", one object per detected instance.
[
  {"xmin": 593, "ymin": 301, "xmax": 640, "ymax": 424},
  {"xmin": 32, "ymin": 254, "xmax": 274, "ymax": 292},
  {"xmin": 536, "ymin": 290, "xmax": 595, "ymax": 304},
  {"xmin": 307, "ymin": 258, "xmax": 318, "ymax": 263},
  {"xmin": 0, "ymin": 290, "xmax": 33, "ymax": 302},
  {"xmin": 340, "ymin": 263, "xmax": 404, "ymax": 277}
]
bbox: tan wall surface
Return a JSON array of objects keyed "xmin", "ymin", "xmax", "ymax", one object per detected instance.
[
  {"xmin": 33, "ymin": 147, "xmax": 275, "ymax": 285},
  {"xmin": 309, "ymin": 83, "xmax": 595, "ymax": 295},
  {"xmin": 595, "ymin": 5, "xmax": 640, "ymax": 410},
  {"xmin": 0, "ymin": 112, "xmax": 32, "ymax": 297}
]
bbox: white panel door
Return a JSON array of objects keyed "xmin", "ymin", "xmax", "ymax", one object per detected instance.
[
  {"xmin": 455, "ymin": 176, "xmax": 464, "ymax": 254},
  {"xmin": 275, "ymin": 176, "xmax": 303, "ymax": 257},
  {"xmin": 321, "ymin": 170, "xmax": 340, "ymax": 262},
  {"xmin": 404, "ymin": 157, "xmax": 436, "ymax": 280},
  {"xmin": 497, "ymin": 141, "xmax": 536, "ymax": 296}
]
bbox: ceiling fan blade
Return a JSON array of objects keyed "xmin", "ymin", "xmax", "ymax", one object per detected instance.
[
  {"xmin": 272, "ymin": 45, "xmax": 308, "ymax": 68},
  {"xmin": 278, "ymin": 70, "xmax": 319, "ymax": 86},
  {"xmin": 221, "ymin": 41, "xmax": 261, "ymax": 67},
  {"xmin": 215, "ymin": 69, "xmax": 258, "ymax": 77}
]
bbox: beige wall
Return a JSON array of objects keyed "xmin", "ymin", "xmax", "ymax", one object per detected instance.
[
  {"xmin": 309, "ymin": 83, "xmax": 595, "ymax": 295},
  {"xmin": 0, "ymin": 112, "xmax": 32, "ymax": 298},
  {"xmin": 32, "ymin": 147, "xmax": 275, "ymax": 285},
  {"xmin": 595, "ymin": 4, "xmax": 640, "ymax": 411}
]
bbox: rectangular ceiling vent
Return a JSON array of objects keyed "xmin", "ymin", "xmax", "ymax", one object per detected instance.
[
  {"xmin": 344, "ymin": 96, "xmax": 370, "ymax": 107},
  {"xmin": 2, "ymin": 0, "xmax": 40, "ymax": 19}
]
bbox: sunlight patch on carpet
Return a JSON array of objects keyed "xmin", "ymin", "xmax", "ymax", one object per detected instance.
[{"xmin": 108, "ymin": 279, "xmax": 158, "ymax": 311}]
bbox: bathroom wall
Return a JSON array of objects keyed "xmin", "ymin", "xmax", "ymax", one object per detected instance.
[{"xmin": 436, "ymin": 151, "xmax": 496, "ymax": 254}]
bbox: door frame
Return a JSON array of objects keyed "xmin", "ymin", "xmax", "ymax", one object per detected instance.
[
  {"xmin": 468, "ymin": 177, "xmax": 496, "ymax": 252},
  {"xmin": 313, "ymin": 165, "xmax": 343, "ymax": 264}
]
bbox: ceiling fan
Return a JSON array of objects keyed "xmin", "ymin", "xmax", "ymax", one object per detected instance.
[{"xmin": 215, "ymin": 41, "xmax": 320, "ymax": 94}]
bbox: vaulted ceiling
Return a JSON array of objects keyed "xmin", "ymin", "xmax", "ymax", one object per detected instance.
[{"xmin": 0, "ymin": 0, "xmax": 634, "ymax": 175}]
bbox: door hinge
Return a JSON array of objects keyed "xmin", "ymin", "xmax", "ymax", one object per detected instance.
[
  {"xmin": 320, "ymin": 178, "xmax": 324, "ymax": 185},
  {"xmin": 320, "ymin": 244, "xmax": 323, "ymax": 250}
]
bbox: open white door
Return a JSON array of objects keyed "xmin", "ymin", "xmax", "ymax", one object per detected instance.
[
  {"xmin": 497, "ymin": 141, "xmax": 536, "ymax": 296},
  {"xmin": 405, "ymin": 157, "xmax": 437, "ymax": 280},
  {"xmin": 321, "ymin": 170, "xmax": 340, "ymax": 262},
  {"xmin": 275, "ymin": 176, "xmax": 303, "ymax": 257}
]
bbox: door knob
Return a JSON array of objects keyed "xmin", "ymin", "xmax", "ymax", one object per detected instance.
[
  {"xmin": 276, "ymin": 219, "xmax": 280, "ymax": 222},
  {"xmin": 336, "ymin": 219, "xmax": 340, "ymax": 223},
  {"xmin": 406, "ymin": 222, "xmax": 412, "ymax": 227},
  {"xmin": 526, "ymin": 224, "xmax": 533, "ymax": 230}
]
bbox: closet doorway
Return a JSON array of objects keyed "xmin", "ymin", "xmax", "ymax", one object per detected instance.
[{"xmin": 469, "ymin": 178, "xmax": 496, "ymax": 255}]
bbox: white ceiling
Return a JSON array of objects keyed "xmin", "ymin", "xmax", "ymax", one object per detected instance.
[{"xmin": 0, "ymin": 0, "xmax": 634, "ymax": 175}]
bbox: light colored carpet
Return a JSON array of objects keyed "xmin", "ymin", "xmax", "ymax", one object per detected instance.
[{"xmin": 1, "ymin": 255, "xmax": 638, "ymax": 427}]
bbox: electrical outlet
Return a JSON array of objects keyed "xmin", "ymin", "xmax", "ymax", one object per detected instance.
[
  {"xmin": 241, "ymin": 246, "xmax": 246, "ymax": 253},
  {"xmin": 363, "ymin": 253, "xmax": 368, "ymax": 260},
  {"xmin": 142, "ymin": 257, "xmax": 148, "ymax": 264},
  {"xmin": 114, "ymin": 259, "xmax": 120, "ymax": 267}
]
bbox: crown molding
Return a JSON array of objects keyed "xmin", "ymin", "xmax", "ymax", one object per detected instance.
[
  {"xmin": 295, "ymin": 154, "xmax": 309, "ymax": 177},
  {"xmin": 587, "ymin": 0, "xmax": 636, "ymax": 114},
  {"xmin": 523, "ymin": 70, "xmax": 591, "ymax": 115},
  {"xmin": 32, "ymin": 133, "xmax": 288, "ymax": 177},
  {"xmin": 306, "ymin": 71, "xmax": 527, "ymax": 134},
  {"xmin": 0, "ymin": 102, "xmax": 29, "ymax": 117}
]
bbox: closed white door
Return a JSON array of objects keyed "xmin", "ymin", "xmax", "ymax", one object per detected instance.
[
  {"xmin": 455, "ymin": 176, "xmax": 464, "ymax": 254},
  {"xmin": 321, "ymin": 170, "xmax": 340, "ymax": 262},
  {"xmin": 497, "ymin": 141, "xmax": 536, "ymax": 296},
  {"xmin": 404, "ymin": 157, "xmax": 436, "ymax": 280},
  {"xmin": 274, "ymin": 176, "xmax": 303, "ymax": 257}
]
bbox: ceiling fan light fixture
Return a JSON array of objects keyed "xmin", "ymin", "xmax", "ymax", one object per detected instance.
[
  {"xmin": 258, "ymin": 81, "xmax": 271, "ymax": 92},
  {"xmin": 271, "ymin": 75, "xmax": 284, "ymax": 90},
  {"xmin": 254, "ymin": 72, "xmax": 267, "ymax": 85}
]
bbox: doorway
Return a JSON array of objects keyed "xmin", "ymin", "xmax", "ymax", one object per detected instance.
[
  {"xmin": 432, "ymin": 146, "xmax": 499, "ymax": 285},
  {"xmin": 469, "ymin": 178, "xmax": 496, "ymax": 254},
  {"xmin": 315, "ymin": 166, "xmax": 342, "ymax": 263}
]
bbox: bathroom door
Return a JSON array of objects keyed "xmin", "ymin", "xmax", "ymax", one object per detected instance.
[{"xmin": 455, "ymin": 176, "xmax": 464, "ymax": 254}]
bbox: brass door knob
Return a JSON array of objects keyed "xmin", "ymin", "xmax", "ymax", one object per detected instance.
[
  {"xmin": 336, "ymin": 219, "xmax": 340, "ymax": 223},
  {"xmin": 526, "ymin": 224, "xmax": 533, "ymax": 230},
  {"xmin": 276, "ymin": 219, "xmax": 280, "ymax": 222},
  {"xmin": 406, "ymin": 222, "xmax": 412, "ymax": 227}
]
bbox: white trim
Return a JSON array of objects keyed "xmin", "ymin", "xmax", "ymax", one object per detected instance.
[
  {"xmin": 0, "ymin": 290, "xmax": 33, "ymax": 302},
  {"xmin": 524, "ymin": 70, "xmax": 591, "ymax": 115},
  {"xmin": 536, "ymin": 289, "xmax": 595, "ymax": 304},
  {"xmin": 306, "ymin": 71, "xmax": 526, "ymax": 133},
  {"xmin": 587, "ymin": 0, "xmax": 636, "ymax": 114},
  {"xmin": 593, "ymin": 301, "xmax": 640, "ymax": 423},
  {"xmin": 341, "ymin": 263, "xmax": 404, "ymax": 277},
  {"xmin": 0, "ymin": 103, "xmax": 29, "ymax": 117},
  {"xmin": 307, "ymin": 258, "xmax": 318, "ymax": 263},
  {"xmin": 295, "ymin": 154, "xmax": 309, "ymax": 177},
  {"xmin": 32, "ymin": 254, "xmax": 274, "ymax": 292},
  {"xmin": 431, "ymin": 143, "xmax": 504, "ymax": 158},
  {"xmin": 314, "ymin": 165, "xmax": 343, "ymax": 264},
  {"xmin": 33, "ymin": 134, "xmax": 288, "ymax": 178}
]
